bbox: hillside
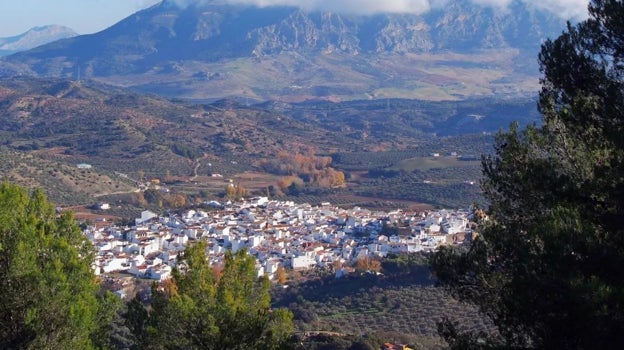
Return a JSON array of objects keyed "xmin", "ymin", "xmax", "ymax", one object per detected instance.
[
  {"xmin": 0, "ymin": 77, "xmax": 539, "ymax": 208},
  {"xmin": 0, "ymin": 0, "xmax": 567, "ymax": 101},
  {"xmin": 0, "ymin": 147, "xmax": 135, "ymax": 206},
  {"xmin": 0, "ymin": 76, "xmax": 538, "ymax": 164},
  {"xmin": 0, "ymin": 77, "xmax": 324, "ymax": 174}
]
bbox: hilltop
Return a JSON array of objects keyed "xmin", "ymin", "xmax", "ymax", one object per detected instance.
[{"xmin": 0, "ymin": 25, "xmax": 77, "ymax": 57}]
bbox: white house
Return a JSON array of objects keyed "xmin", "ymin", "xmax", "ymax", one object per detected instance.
[
  {"xmin": 264, "ymin": 258, "xmax": 281, "ymax": 275},
  {"xmin": 146, "ymin": 264, "xmax": 172, "ymax": 281},
  {"xmin": 136, "ymin": 210, "xmax": 158, "ymax": 225},
  {"xmin": 101, "ymin": 254, "xmax": 130, "ymax": 273},
  {"xmin": 292, "ymin": 255, "xmax": 316, "ymax": 269}
]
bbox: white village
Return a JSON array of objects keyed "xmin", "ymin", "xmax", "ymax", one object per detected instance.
[{"xmin": 85, "ymin": 197, "xmax": 474, "ymax": 296}]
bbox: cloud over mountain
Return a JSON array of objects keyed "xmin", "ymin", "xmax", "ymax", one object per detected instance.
[
  {"xmin": 473, "ymin": 0, "xmax": 587, "ymax": 18},
  {"xmin": 227, "ymin": 0, "xmax": 448, "ymax": 15},
  {"xmin": 164, "ymin": 0, "xmax": 588, "ymax": 19},
  {"xmin": 2, "ymin": 0, "xmax": 574, "ymax": 102}
]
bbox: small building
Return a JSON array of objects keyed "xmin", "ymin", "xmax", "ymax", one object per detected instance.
[
  {"xmin": 98, "ymin": 203, "xmax": 111, "ymax": 210},
  {"xmin": 292, "ymin": 255, "xmax": 316, "ymax": 270},
  {"xmin": 77, "ymin": 163, "xmax": 92, "ymax": 169},
  {"xmin": 136, "ymin": 210, "xmax": 158, "ymax": 225}
]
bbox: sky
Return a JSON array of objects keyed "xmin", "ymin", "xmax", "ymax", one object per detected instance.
[
  {"xmin": 0, "ymin": 0, "xmax": 589, "ymax": 38},
  {"xmin": 0, "ymin": 0, "xmax": 161, "ymax": 37}
]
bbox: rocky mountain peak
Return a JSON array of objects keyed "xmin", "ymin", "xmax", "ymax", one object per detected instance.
[
  {"xmin": 0, "ymin": 25, "xmax": 77, "ymax": 56},
  {"xmin": 0, "ymin": 1, "xmax": 569, "ymax": 101}
]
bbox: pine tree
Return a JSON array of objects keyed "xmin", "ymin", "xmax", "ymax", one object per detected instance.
[
  {"xmin": 431, "ymin": 1, "xmax": 624, "ymax": 348},
  {"xmin": 133, "ymin": 241, "xmax": 294, "ymax": 349},
  {"xmin": 0, "ymin": 183, "xmax": 100, "ymax": 349}
]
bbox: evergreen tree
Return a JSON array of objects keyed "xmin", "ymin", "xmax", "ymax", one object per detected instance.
[
  {"xmin": 431, "ymin": 1, "xmax": 624, "ymax": 348},
  {"xmin": 0, "ymin": 183, "xmax": 100, "ymax": 349},
  {"xmin": 125, "ymin": 294, "xmax": 149, "ymax": 348},
  {"xmin": 92, "ymin": 290, "xmax": 135, "ymax": 350},
  {"xmin": 133, "ymin": 241, "xmax": 294, "ymax": 349}
]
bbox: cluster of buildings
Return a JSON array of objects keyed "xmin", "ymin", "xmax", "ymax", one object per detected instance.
[{"xmin": 85, "ymin": 197, "xmax": 473, "ymax": 284}]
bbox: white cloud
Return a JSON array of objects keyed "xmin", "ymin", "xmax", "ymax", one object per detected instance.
[
  {"xmin": 529, "ymin": 0, "xmax": 589, "ymax": 19},
  {"xmin": 470, "ymin": 0, "xmax": 512, "ymax": 8},
  {"xmin": 222, "ymin": 0, "xmax": 456, "ymax": 15},
  {"xmin": 473, "ymin": 0, "xmax": 588, "ymax": 18},
  {"xmin": 164, "ymin": 0, "xmax": 589, "ymax": 19}
]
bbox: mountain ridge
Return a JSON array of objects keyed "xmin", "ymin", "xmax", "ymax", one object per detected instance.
[
  {"xmin": 0, "ymin": 1, "xmax": 566, "ymax": 101},
  {"xmin": 0, "ymin": 25, "xmax": 77, "ymax": 57}
]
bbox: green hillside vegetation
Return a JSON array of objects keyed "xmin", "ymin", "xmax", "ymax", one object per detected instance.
[
  {"xmin": 273, "ymin": 254, "xmax": 492, "ymax": 349},
  {"xmin": 126, "ymin": 50, "xmax": 538, "ymax": 103},
  {"xmin": 389, "ymin": 157, "xmax": 481, "ymax": 173},
  {"xmin": 0, "ymin": 182, "xmax": 101, "ymax": 349}
]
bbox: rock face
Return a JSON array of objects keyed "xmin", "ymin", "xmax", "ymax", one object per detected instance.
[
  {"xmin": 0, "ymin": 25, "xmax": 77, "ymax": 57},
  {"xmin": 0, "ymin": 0, "xmax": 567, "ymax": 101}
]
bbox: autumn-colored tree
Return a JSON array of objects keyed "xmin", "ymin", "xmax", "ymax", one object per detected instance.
[
  {"xmin": 332, "ymin": 259, "xmax": 343, "ymax": 271},
  {"xmin": 132, "ymin": 191, "xmax": 148, "ymax": 207},
  {"xmin": 225, "ymin": 183, "xmax": 247, "ymax": 200},
  {"xmin": 276, "ymin": 176, "xmax": 303, "ymax": 192},
  {"xmin": 235, "ymin": 183, "xmax": 247, "ymax": 199},
  {"xmin": 327, "ymin": 168, "xmax": 346, "ymax": 187},
  {"xmin": 226, "ymin": 183, "xmax": 236, "ymax": 199},
  {"xmin": 168, "ymin": 193, "xmax": 186, "ymax": 208},
  {"xmin": 163, "ymin": 169, "xmax": 172, "ymax": 184},
  {"xmin": 276, "ymin": 265, "xmax": 288, "ymax": 284},
  {"xmin": 355, "ymin": 256, "xmax": 382, "ymax": 273},
  {"xmin": 212, "ymin": 262, "xmax": 224, "ymax": 283}
]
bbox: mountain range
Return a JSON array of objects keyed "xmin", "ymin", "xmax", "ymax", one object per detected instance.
[
  {"xmin": 0, "ymin": 0, "xmax": 568, "ymax": 102},
  {"xmin": 0, "ymin": 25, "xmax": 77, "ymax": 57}
]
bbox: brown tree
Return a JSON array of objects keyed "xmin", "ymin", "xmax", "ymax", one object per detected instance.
[
  {"xmin": 276, "ymin": 265, "xmax": 287, "ymax": 285},
  {"xmin": 355, "ymin": 256, "xmax": 381, "ymax": 273}
]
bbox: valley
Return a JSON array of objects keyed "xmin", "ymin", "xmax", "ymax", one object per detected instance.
[{"xmin": 0, "ymin": 76, "xmax": 536, "ymax": 215}]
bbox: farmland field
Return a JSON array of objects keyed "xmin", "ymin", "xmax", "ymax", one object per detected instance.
[{"xmin": 389, "ymin": 156, "xmax": 481, "ymax": 172}]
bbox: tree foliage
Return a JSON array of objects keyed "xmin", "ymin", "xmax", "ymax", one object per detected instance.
[
  {"xmin": 276, "ymin": 265, "xmax": 288, "ymax": 285},
  {"xmin": 92, "ymin": 290, "xmax": 134, "ymax": 350},
  {"xmin": 225, "ymin": 182, "xmax": 247, "ymax": 200},
  {"xmin": 355, "ymin": 256, "xmax": 382, "ymax": 273},
  {"xmin": 263, "ymin": 151, "xmax": 346, "ymax": 190},
  {"xmin": 132, "ymin": 241, "xmax": 294, "ymax": 349},
  {"xmin": 431, "ymin": 1, "xmax": 624, "ymax": 348},
  {"xmin": 0, "ymin": 182, "xmax": 100, "ymax": 349}
]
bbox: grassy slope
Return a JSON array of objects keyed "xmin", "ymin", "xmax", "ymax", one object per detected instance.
[{"xmin": 0, "ymin": 147, "xmax": 136, "ymax": 206}]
